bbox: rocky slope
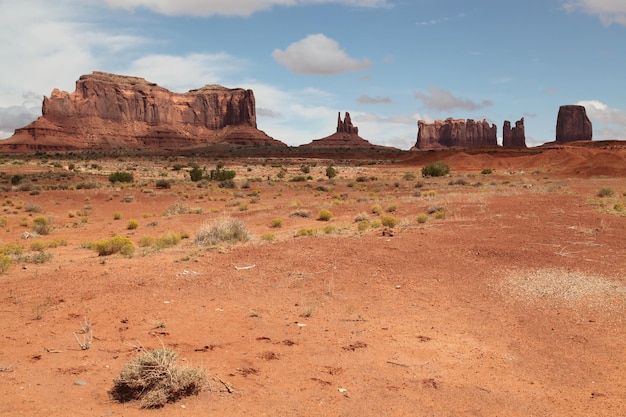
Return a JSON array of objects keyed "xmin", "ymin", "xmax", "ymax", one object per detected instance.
[{"xmin": 2, "ymin": 72, "xmax": 285, "ymax": 151}]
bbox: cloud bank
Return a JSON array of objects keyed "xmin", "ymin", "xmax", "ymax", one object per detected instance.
[
  {"xmin": 106, "ymin": 0, "xmax": 392, "ymax": 17},
  {"xmin": 414, "ymin": 87, "xmax": 493, "ymax": 112},
  {"xmin": 273, "ymin": 34, "xmax": 370, "ymax": 75},
  {"xmin": 578, "ymin": 100, "xmax": 626, "ymax": 139},
  {"xmin": 563, "ymin": 0, "xmax": 626, "ymax": 25}
]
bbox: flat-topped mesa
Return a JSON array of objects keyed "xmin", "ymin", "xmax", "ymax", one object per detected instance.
[
  {"xmin": 7, "ymin": 71, "xmax": 285, "ymax": 150},
  {"xmin": 336, "ymin": 112, "xmax": 359, "ymax": 135},
  {"xmin": 415, "ymin": 118, "xmax": 497, "ymax": 150},
  {"xmin": 503, "ymin": 118, "xmax": 526, "ymax": 148},
  {"xmin": 556, "ymin": 105, "xmax": 592, "ymax": 143}
]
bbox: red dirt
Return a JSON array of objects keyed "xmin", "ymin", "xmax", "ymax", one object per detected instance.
[{"xmin": 0, "ymin": 144, "xmax": 625, "ymax": 416}]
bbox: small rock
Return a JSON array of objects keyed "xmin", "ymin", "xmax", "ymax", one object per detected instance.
[{"xmin": 74, "ymin": 380, "xmax": 87, "ymax": 386}]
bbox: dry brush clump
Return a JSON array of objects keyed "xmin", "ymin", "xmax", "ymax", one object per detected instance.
[
  {"xmin": 194, "ymin": 217, "xmax": 249, "ymax": 246},
  {"xmin": 110, "ymin": 348, "xmax": 206, "ymax": 409}
]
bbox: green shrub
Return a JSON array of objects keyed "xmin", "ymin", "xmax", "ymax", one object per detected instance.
[
  {"xmin": 127, "ymin": 219, "xmax": 139, "ymax": 230},
  {"xmin": 109, "ymin": 171, "xmax": 134, "ymax": 183},
  {"xmin": 481, "ymin": 168, "xmax": 493, "ymax": 175},
  {"xmin": 270, "ymin": 218, "xmax": 283, "ymax": 228},
  {"xmin": 93, "ymin": 236, "xmax": 135, "ymax": 257},
  {"xmin": 32, "ymin": 216, "xmax": 52, "ymax": 235},
  {"xmin": 317, "ymin": 209, "xmax": 333, "ymax": 221},
  {"xmin": 113, "ymin": 211, "xmax": 122, "ymax": 220},
  {"xmin": 209, "ymin": 165, "xmax": 236, "ymax": 181},
  {"xmin": 386, "ymin": 204, "xmax": 397, "ymax": 212},
  {"xmin": 371, "ymin": 205, "xmax": 382, "ymax": 215},
  {"xmin": 189, "ymin": 166, "xmax": 203, "ymax": 182},
  {"xmin": 402, "ymin": 172, "xmax": 416, "ymax": 181},
  {"xmin": 325, "ymin": 166, "xmax": 337, "ymax": 179},
  {"xmin": 110, "ymin": 348, "xmax": 206, "ymax": 409},
  {"xmin": 300, "ymin": 164, "xmax": 311, "ymax": 174},
  {"xmin": 422, "ymin": 161, "xmax": 450, "ymax": 177},
  {"xmin": 195, "ymin": 217, "xmax": 249, "ymax": 246},
  {"xmin": 416, "ymin": 213, "xmax": 428, "ymax": 224},
  {"xmin": 10, "ymin": 174, "xmax": 25, "ymax": 185}
]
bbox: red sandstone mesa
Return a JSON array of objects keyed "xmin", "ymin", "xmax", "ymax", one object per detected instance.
[
  {"xmin": 414, "ymin": 118, "xmax": 498, "ymax": 150},
  {"xmin": 555, "ymin": 105, "xmax": 592, "ymax": 143},
  {"xmin": 503, "ymin": 118, "xmax": 526, "ymax": 148},
  {"xmin": 3, "ymin": 71, "xmax": 285, "ymax": 151}
]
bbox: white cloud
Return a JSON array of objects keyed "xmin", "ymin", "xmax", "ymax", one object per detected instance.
[
  {"xmin": 127, "ymin": 53, "xmax": 247, "ymax": 92},
  {"xmin": 577, "ymin": 100, "xmax": 626, "ymax": 139},
  {"xmin": 414, "ymin": 87, "xmax": 493, "ymax": 112},
  {"xmin": 106, "ymin": 0, "xmax": 392, "ymax": 17},
  {"xmin": 0, "ymin": 0, "xmax": 148, "ymax": 138},
  {"xmin": 272, "ymin": 34, "xmax": 370, "ymax": 75},
  {"xmin": 563, "ymin": 0, "xmax": 626, "ymax": 26}
]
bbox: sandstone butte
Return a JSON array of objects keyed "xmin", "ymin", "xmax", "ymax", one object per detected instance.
[
  {"xmin": 1, "ymin": 71, "xmax": 286, "ymax": 151},
  {"xmin": 414, "ymin": 118, "xmax": 498, "ymax": 151},
  {"xmin": 299, "ymin": 112, "xmax": 394, "ymax": 150},
  {"xmin": 556, "ymin": 105, "xmax": 592, "ymax": 143},
  {"xmin": 503, "ymin": 118, "xmax": 527, "ymax": 148}
]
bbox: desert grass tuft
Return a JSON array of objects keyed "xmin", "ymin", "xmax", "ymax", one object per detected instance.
[
  {"xmin": 194, "ymin": 217, "xmax": 249, "ymax": 246},
  {"xmin": 110, "ymin": 347, "xmax": 206, "ymax": 409}
]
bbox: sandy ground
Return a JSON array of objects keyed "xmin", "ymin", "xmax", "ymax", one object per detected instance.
[{"xmin": 0, "ymin": 146, "xmax": 625, "ymax": 416}]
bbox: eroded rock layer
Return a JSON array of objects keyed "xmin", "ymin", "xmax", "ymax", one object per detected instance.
[
  {"xmin": 415, "ymin": 118, "xmax": 497, "ymax": 150},
  {"xmin": 4, "ymin": 71, "xmax": 285, "ymax": 151}
]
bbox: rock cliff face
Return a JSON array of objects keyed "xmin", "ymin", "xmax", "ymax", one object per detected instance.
[
  {"xmin": 503, "ymin": 118, "xmax": 526, "ymax": 148},
  {"xmin": 336, "ymin": 112, "xmax": 359, "ymax": 135},
  {"xmin": 415, "ymin": 118, "xmax": 497, "ymax": 150},
  {"xmin": 556, "ymin": 105, "xmax": 592, "ymax": 143},
  {"xmin": 5, "ymin": 71, "xmax": 285, "ymax": 151}
]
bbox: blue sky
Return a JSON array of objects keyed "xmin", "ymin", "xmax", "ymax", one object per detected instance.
[{"xmin": 0, "ymin": 0, "xmax": 625, "ymax": 149}]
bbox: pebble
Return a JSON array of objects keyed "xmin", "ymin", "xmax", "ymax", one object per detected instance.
[{"xmin": 74, "ymin": 380, "xmax": 87, "ymax": 386}]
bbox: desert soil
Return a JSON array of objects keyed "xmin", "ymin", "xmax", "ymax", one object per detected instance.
[{"xmin": 0, "ymin": 146, "xmax": 625, "ymax": 416}]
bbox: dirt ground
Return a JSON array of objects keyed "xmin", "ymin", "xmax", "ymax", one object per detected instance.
[{"xmin": 0, "ymin": 145, "xmax": 625, "ymax": 416}]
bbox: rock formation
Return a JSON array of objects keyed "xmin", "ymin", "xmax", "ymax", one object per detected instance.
[
  {"xmin": 3, "ymin": 71, "xmax": 285, "ymax": 151},
  {"xmin": 414, "ymin": 118, "xmax": 497, "ymax": 150},
  {"xmin": 556, "ymin": 105, "xmax": 592, "ymax": 143},
  {"xmin": 336, "ymin": 112, "xmax": 358, "ymax": 135},
  {"xmin": 503, "ymin": 118, "xmax": 526, "ymax": 148},
  {"xmin": 300, "ymin": 112, "xmax": 392, "ymax": 150}
]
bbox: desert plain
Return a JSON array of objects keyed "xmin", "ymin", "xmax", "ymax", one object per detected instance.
[{"xmin": 0, "ymin": 144, "xmax": 625, "ymax": 416}]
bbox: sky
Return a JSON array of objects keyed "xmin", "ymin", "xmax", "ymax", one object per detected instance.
[{"xmin": 0, "ymin": 0, "xmax": 625, "ymax": 149}]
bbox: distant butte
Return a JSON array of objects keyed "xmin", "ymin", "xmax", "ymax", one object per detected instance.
[
  {"xmin": 299, "ymin": 112, "xmax": 392, "ymax": 150},
  {"xmin": 414, "ymin": 118, "xmax": 498, "ymax": 150},
  {"xmin": 556, "ymin": 105, "xmax": 592, "ymax": 143},
  {"xmin": 1, "ymin": 71, "xmax": 286, "ymax": 152}
]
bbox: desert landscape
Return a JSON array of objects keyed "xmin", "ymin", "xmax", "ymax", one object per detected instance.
[
  {"xmin": 0, "ymin": 142, "xmax": 624, "ymax": 416},
  {"xmin": 0, "ymin": 71, "xmax": 624, "ymax": 416}
]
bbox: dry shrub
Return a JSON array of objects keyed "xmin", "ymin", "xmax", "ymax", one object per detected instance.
[
  {"xmin": 93, "ymin": 236, "xmax": 135, "ymax": 257},
  {"xmin": 110, "ymin": 348, "xmax": 206, "ymax": 409},
  {"xmin": 195, "ymin": 217, "xmax": 249, "ymax": 246}
]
